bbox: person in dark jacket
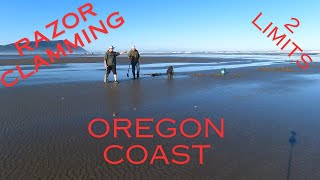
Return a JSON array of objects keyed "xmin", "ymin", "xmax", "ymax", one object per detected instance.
[
  {"xmin": 104, "ymin": 46, "xmax": 127, "ymax": 83},
  {"xmin": 167, "ymin": 66, "xmax": 174, "ymax": 78},
  {"xmin": 128, "ymin": 46, "xmax": 140, "ymax": 79}
]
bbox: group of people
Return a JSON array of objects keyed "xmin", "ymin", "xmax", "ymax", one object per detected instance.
[{"xmin": 104, "ymin": 46, "xmax": 140, "ymax": 83}]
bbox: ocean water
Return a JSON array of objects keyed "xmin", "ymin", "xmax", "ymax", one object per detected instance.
[
  {"xmin": 139, "ymin": 52, "xmax": 320, "ymax": 62},
  {"xmin": 1, "ymin": 51, "xmax": 319, "ymax": 61},
  {"xmin": 0, "ymin": 54, "xmax": 100, "ymax": 60},
  {"xmin": 0, "ymin": 51, "xmax": 317, "ymax": 88},
  {"xmin": 0, "ymin": 60, "xmax": 285, "ymax": 88}
]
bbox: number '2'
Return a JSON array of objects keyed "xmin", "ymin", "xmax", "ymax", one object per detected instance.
[{"xmin": 284, "ymin": 18, "xmax": 300, "ymax": 34}]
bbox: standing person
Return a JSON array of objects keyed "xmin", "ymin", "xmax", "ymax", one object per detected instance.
[
  {"xmin": 128, "ymin": 46, "xmax": 141, "ymax": 79},
  {"xmin": 104, "ymin": 46, "xmax": 127, "ymax": 83}
]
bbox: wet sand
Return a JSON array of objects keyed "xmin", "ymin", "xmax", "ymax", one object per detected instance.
[
  {"xmin": 0, "ymin": 56, "xmax": 245, "ymax": 66},
  {"xmin": 1, "ymin": 57, "xmax": 320, "ymax": 179}
]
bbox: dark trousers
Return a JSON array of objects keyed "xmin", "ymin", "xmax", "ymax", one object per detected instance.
[
  {"xmin": 106, "ymin": 65, "xmax": 117, "ymax": 75},
  {"xmin": 131, "ymin": 62, "xmax": 140, "ymax": 78}
]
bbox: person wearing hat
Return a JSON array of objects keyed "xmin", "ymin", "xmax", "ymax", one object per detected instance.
[
  {"xmin": 128, "ymin": 46, "xmax": 141, "ymax": 79},
  {"xmin": 104, "ymin": 46, "xmax": 127, "ymax": 83}
]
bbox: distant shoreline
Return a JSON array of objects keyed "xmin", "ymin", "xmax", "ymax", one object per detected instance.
[{"xmin": 0, "ymin": 56, "xmax": 232, "ymax": 66}]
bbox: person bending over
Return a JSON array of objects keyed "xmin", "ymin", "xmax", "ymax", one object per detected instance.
[
  {"xmin": 128, "ymin": 46, "xmax": 140, "ymax": 79},
  {"xmin": 104, "ymin": 46, "xmax": 127, "ymax": 83}
]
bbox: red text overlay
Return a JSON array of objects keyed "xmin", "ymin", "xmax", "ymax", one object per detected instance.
[
  {"xmin": 1, "ymin": 3, "xmax": 125, "ymax": 88},
  {"xmin": 88, "ymin": 117, "xmax": 225, "ymax": 165},
  {"xmin": 252, "ymin": 12, "xmax": 313, "ymax": 69}
]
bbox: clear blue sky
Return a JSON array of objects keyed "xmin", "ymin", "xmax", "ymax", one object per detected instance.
[{"xmin": 0, "ymin": 0, "xmax": 319, "ymax": 52}]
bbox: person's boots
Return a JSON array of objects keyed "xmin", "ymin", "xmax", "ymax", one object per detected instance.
[
  {"xmin": 137, "ymin": 72, "xmax": 140, "ymax": 79},
  {"xmin": 133, "ymin": 73, "xmax": 136, "ymax": 79}
]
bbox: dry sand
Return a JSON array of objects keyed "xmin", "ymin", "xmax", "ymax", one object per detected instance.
[{"xmin": 0, "ymin": 57, "xmax": 320, "ymax": 179}]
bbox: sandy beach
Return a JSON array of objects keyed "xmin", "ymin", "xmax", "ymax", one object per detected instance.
[{"xmin": 0, "ymin": 56, "xmax": 320, "ymax": 179}]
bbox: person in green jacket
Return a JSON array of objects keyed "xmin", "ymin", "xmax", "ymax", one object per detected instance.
[
  {"xmin": 104, "ymin": 46, "xmax": 127, "ymax": 83},
  {"xmin": 128, "ymin": 46, "xmax": 141, "ymax": 79}
]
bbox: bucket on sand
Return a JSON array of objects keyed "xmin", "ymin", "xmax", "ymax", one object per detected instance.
[{"xmin": 221, "ymin": 68, "xmax": 227, "ymax": 75}]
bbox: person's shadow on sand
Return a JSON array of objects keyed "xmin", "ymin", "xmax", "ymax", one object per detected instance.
[
  {"xmin": 165, "ymin": 78, "xmax": 175, "ymax": 97},
  {"xmin": 129, "ymin": 79, "xmax": 142, "ymax": 109},
  {"xmin": 286, "ymin": 131, "xmax": 297, "ymax": 180},
  {"xmin": 104, "ymin": 83, "xmax": 121, "ymax": 117}
]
